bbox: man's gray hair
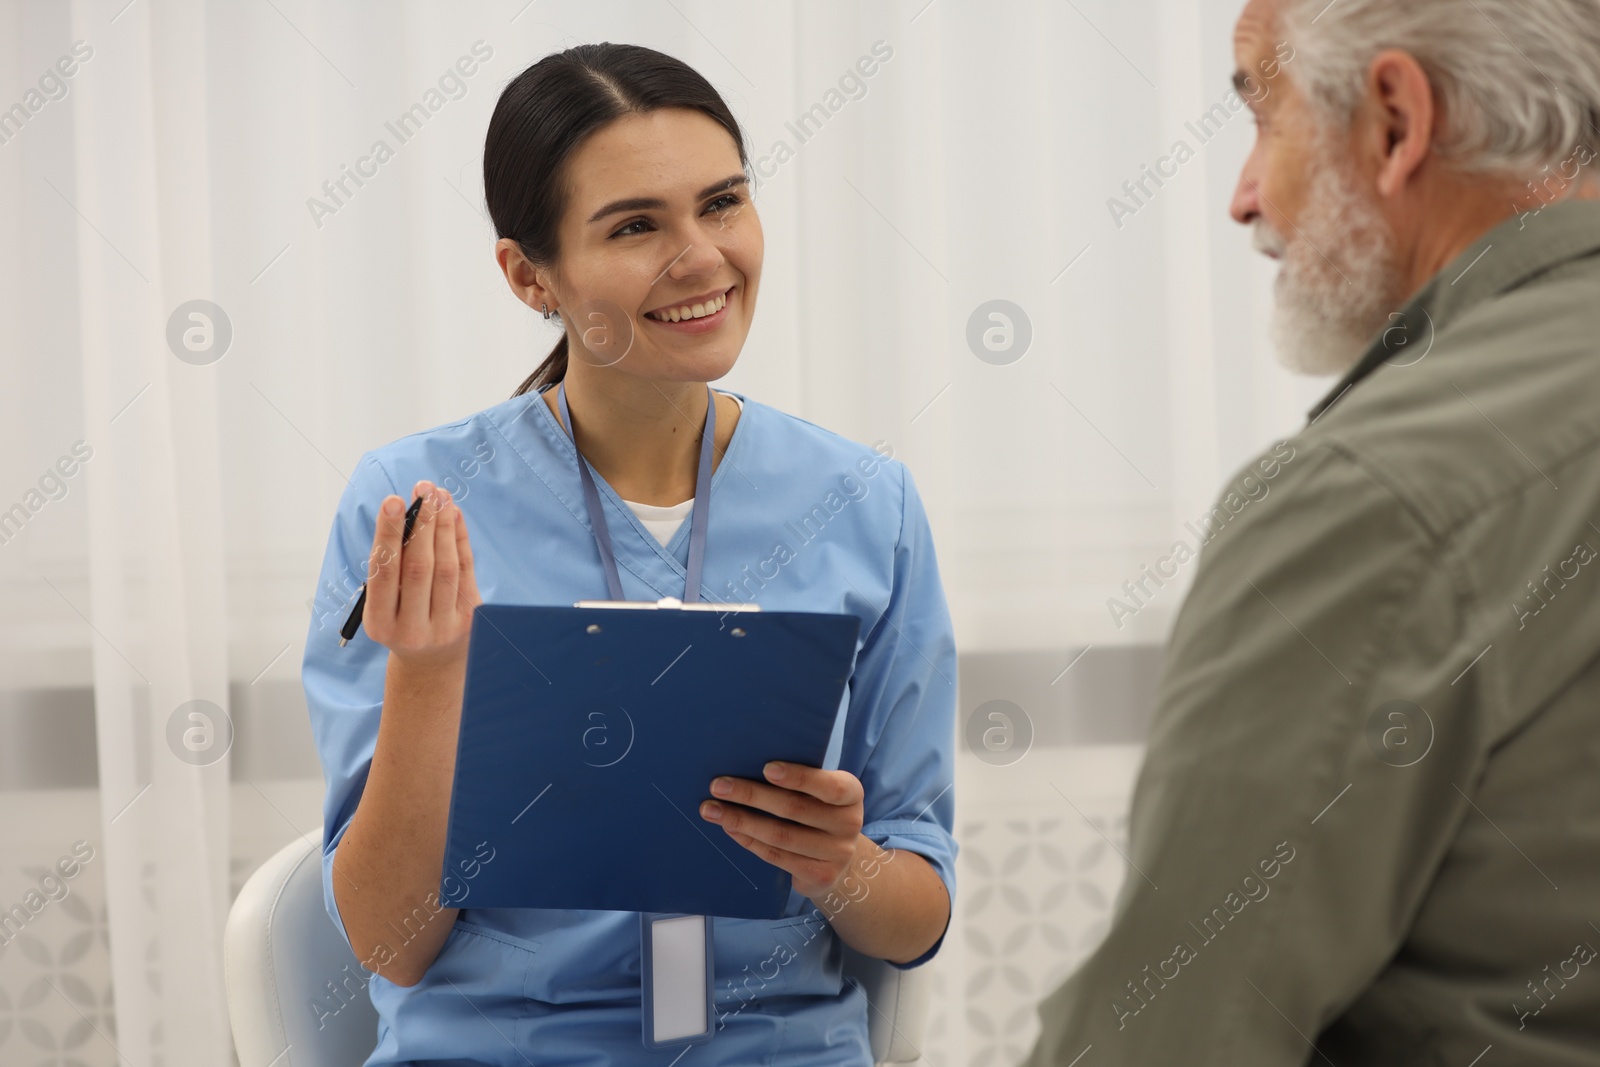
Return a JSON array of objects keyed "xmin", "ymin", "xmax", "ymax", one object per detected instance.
[{"xmin": 1280, "ymin": 0, "xmax": 1600, "ymax": 179}]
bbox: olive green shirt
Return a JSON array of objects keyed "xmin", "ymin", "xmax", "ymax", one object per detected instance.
[{"xmin": 1025, "ymin": 200, "xmax": 1600, "ymax": 1066}]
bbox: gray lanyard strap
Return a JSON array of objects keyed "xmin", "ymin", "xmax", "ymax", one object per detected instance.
[
  {"xmin": 555, "ymin": 382, "xmax": 723, "ymax": 1048},
  {"xmin": 555, "ymin": 381, "xmax": 716, "ymax": 602}
]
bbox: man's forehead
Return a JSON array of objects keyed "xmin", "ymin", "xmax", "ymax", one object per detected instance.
[{"xmin": 1234, "ymin": 0, "xmax": 1282, "ymax": 61}]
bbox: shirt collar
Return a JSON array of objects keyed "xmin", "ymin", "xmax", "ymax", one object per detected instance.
[{"xmin": 1304, "ymin": 198, "xmax": 1600, "ymax": 424}]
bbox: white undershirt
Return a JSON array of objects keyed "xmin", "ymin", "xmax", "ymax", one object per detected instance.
[{"xmin": 620, "ymin": 392, "xmax": 742, "ymax": 546}]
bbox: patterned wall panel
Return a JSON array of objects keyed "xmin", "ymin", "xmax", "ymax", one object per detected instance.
[{"xmin": 0, "ymin": 752, "xmax": 1142, "ymax": 1067}]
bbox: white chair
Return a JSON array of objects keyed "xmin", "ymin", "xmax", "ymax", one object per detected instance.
[{"xmin": 225, "ymin": 833, "xmax": 932, "ymax": 1066}]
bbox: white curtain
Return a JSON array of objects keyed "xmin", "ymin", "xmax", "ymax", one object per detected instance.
[{"xmin": 0, "ymin": 1, "xmax": 1330, "ymax": 1064}]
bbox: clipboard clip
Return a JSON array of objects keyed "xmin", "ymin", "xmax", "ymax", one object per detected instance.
[{"xmin": 575, "ymin": 596, "xmax": 762, "ymax": 613}]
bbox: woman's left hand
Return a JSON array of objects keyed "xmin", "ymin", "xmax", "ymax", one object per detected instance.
[{"xmin": 700, "ymin": 762, "xmax": 864, "ymax": 901}]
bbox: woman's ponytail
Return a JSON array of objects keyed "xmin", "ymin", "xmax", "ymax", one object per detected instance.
[{"xmin": 512, "ymin": 333, "xmax": 568, "ymax": 398}]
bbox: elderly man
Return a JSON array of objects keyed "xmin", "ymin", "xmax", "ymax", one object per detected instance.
[{"xmin": 1025, "ymin": 0, "xmax": 1600, "ymax": 1063}]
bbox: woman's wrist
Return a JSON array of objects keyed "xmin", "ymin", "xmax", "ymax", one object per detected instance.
[{"xmin": 388, "ymin": 644, "xmax": 467, "ymax": 684}]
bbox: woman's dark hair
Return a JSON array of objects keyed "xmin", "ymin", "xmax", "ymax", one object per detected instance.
[{"xmin": 485, "ymin": 43, "xmax": 750, "ymax": 398}]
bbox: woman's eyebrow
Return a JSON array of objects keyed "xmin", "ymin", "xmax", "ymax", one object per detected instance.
[{"xmin": 587, "ymin": 174, "xmax": 749, "ymax": 223}]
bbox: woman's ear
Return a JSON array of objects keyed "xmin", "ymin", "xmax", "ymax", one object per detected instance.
[{"xmin": 494, "ymin": 237, "xmax": 559, "ymax": 314}]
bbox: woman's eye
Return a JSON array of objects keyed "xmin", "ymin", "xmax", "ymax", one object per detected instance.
[
  {"xmin": 610, "ymin": 196, "xmax": 742, "ymax": 238},
  {"xmin": 610, "ymin": 218, "xmax": 653, "ymax": 238}
]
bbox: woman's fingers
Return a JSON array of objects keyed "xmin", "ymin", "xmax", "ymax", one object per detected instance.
[
  {"xmin": 396, "ymin": 482, "xmax": 438, "ymax": 635},
  {"xmin": 365, "ymin": 494, "xmax": 406, "ymax": 634},
  {"xmin": 720, "ymin": 821, "xmax": 860, "ymax": 901},
  {"xmin": 703, "ymin": 768, "xmax": 864, "ymax": 832},
  {"xmin": 723, "ymin": 828, "xmax": 827, "ymax": 883},
  {"xmin": 700, "ymin": 765, "xmax": 864, "ymax": 896},
  {"xmin": 455, "ymin": 505, "xmax": 482, "ymax": 610},
  {"xmin": 701, "ymin": 768, "xmax": 862, "ymax": 858},
  {"xmin": 361, "ymin": 477, "xmax": 483, "ymax": 660},
  {"xmin": 706, "ymin": 777, "xmax": 827, "ymax": 830},
  {"xmin": 763, "ymin": 763, "xmax": 864, "ymax": 808},
  {"xmin": 360, "ymin": 479, "xmax": 480, "ymax": 659},
  {"xmin": 430, "ymin": 489, "xmax": 461, "ymax": 626},
  {"xmin": 705, "ymin": 802, "xmax": 840, "ymax": 862}
]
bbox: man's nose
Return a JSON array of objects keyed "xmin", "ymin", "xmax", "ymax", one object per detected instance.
[{"xmin": 1230, "ymin": 173, "xmax": 1261, "ymax": 227}]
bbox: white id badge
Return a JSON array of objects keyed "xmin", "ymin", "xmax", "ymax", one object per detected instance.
[{"xmin": 640, "ymin": 913, "xmax": 715, "ymax": 1049}]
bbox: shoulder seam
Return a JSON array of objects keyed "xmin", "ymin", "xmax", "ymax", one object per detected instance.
[
  {"xmin": 1326, "ymin": 420, "xmax": 1600, "ymax": 545},
  {"xmin": 748, "ymin": 399, "xmax": 890, "ymax": 458},
  {"xmin": 360, "ymin": 450, "xmax": 403, "ymax": 499},
  {"xmin": 1319, "ymin": 442, "xmax": 1450, "ymax": 547}
]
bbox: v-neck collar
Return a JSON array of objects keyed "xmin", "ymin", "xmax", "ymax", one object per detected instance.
[{"xmin": 505, "ymin": 383, "xmax": 753, "ymax": 598}]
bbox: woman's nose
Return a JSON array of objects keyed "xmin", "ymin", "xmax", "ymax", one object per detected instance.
[{"xmin": 665, "ymin": 234, "xmax": 725, "ymax": 279}]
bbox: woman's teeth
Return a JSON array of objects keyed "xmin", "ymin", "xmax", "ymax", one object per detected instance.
[{"xmin": 647, "ymin": 291, "xmax": 727, "ymax": 323}]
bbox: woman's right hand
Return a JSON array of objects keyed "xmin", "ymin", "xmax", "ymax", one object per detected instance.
[
  {"xmin": 362, "ymin": 479, "xmax": 483, "ymax": 670},
  {"xmin": 335, "ymin": 478, "xmax": 481, "ymax": 986}
]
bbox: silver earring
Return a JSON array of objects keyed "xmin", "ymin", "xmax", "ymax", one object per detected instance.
[{"xmin": 541, "ymin": 303, "xmax": 552, "ymax": 321}]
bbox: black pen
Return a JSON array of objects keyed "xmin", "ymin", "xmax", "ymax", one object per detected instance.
[{"xmin": 340, "ymin": 493, "xmax": 427, "ymax": 647}]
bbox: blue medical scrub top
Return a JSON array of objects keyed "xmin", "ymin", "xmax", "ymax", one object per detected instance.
[{"xmin": 302, "ymin": 386, "xmax": 958, "ymax": 1066}]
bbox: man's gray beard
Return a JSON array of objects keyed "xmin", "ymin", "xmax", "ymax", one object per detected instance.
[{"xmin": 1259, "ymin": 130, "xmax": 1403, "ymax": 378}]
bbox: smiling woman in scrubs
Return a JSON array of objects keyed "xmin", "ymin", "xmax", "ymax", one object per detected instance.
[{"xmin": 302, "ymin": 42, "xmax": 957, "ymax": 1066}]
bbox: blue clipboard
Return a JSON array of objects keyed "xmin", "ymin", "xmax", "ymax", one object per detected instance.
[{"xmin": 441, "ymin": 601, "xmax": 861, "ymax": 919}]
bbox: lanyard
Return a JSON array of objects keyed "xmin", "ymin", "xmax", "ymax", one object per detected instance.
[
  {"xmin": 556, "ymin": 381, "xmax": 723, "ymax": 1048},
  {"xmin": 556, "ymin": 381, "xmax": 716, "ymax": 603}
]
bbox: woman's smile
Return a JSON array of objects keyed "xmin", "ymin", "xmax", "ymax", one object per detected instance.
[{"xmin": 643, "ymin": 283, "xmax": 735, "ymax": 334}]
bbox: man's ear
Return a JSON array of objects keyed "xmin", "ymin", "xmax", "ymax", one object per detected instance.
[
  {"xmin": 494, "ymin": 237, "xmax": 559, "ymax": 313},
  {"xmin": 1365, "ymin": 48, "xmax": 1436, "ymax": 199}
]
